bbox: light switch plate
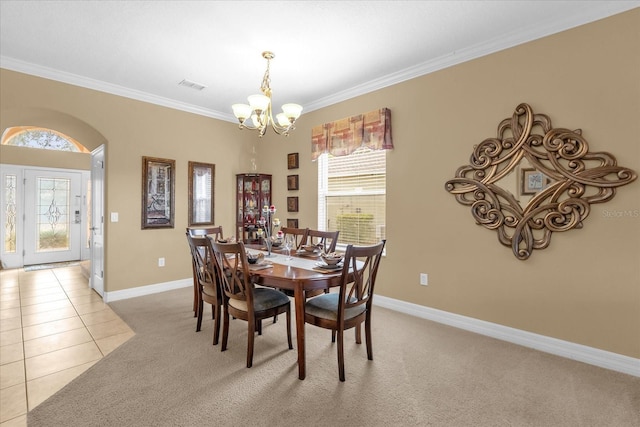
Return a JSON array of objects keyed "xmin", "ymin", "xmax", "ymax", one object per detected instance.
[
  {"xmin": 420, "ymin": 273, "xmax": 428, "ymax": 286},
  {"xmin": 110, "ymin": 212, "xmax": 119, "ymax": 222}
]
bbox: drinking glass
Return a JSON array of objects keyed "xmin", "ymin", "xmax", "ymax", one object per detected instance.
[{"xmin": 284, "ymin": 235, "xmax": 295, "ymax": 260}]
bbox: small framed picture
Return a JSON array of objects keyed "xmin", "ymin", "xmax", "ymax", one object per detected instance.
[
  {"xmin": 287, "ymin": 218, "xmax": 299, "ymax": 228},
  {"xmin": 287, "ymin": 196, "xmax": 299, "ymax": 212},
  {"xmin": 287, "ymin": 152, "xmax": 299, "ymax": 169},
  {"xmin": 287, "ymin": 174, "xmax": 299, "ymax": 191},
  {"xmin": 521, "ymin": 168, "xmax": 550, "ymax": 195}
]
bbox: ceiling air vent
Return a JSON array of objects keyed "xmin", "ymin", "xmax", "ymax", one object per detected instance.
[{"xmin": 178, "ymin": 79, "xmax": 206, "ymax": 91}]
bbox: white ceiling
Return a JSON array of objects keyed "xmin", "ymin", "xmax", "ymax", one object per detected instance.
[{"xmin": 1, "ymin": 1, "xmax": 638, "ymax": 123}]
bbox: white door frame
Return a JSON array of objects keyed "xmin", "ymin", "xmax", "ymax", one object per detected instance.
[{"xmin": 90, "ymin": 145, "xmax": 105, "ymax": 297}]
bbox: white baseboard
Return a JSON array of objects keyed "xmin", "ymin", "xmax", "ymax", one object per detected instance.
[
  {"xmin": 103, "ymin": 279, "xmax": 639, "ymax": 377},
  {"xmin": 374, "ymin": 295, "xmax": 640, "ymax": 378},
  {"xmin": 104, "ymin": 278, "xmax": 191, "ymax": 303}
]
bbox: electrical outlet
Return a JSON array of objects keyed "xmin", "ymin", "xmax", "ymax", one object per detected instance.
[
  {"xmin": 420, "ymin": 273, "xmax": 428, "ymax": 286},
  {"xmin": 158, "ymin": 257, "xmax": 165, "ymax": 267}
]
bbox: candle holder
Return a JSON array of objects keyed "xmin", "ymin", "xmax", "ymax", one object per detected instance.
[{"xmin": 259, "ymin": 205, "xmax": 280, "ymax": 257}]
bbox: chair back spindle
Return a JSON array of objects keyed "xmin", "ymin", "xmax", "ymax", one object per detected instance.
[
  {"xmin": 306, "ymin": 229, "xmax": 339, "ymax": 253},
  {"xmin": 185, "ymin": 233, "xmax": 222, "ymax": 344},
  {"xmin": 211, "ymin": 241, "xmax": 253, "ymax": 307},
  {"xmin": 281, "ymin": 227, "xmax": 309, "ymax": 250},
  {"xmin": 186, "ymin": 226, "xmax": 224, "ymax": 316}
]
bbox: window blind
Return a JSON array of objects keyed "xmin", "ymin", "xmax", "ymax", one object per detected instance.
[{"xmin": 318, "ymin": 149, "xmax": 386, "ymax": 247}]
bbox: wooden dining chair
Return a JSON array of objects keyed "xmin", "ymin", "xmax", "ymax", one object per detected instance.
[
  {"xmin": 304, "ymin": 240, "xmax": 386, "ymax": 381},
  {"xmin": 211, "ymin": 240, "xmax": 293, "ymax": 368},
  {"xmin": 305, "ymin": 229, "xmax": 339, "ymax": 253},
  {"xmin": 280, "ymin": 227, "xmax": 309, "ymax": 250},
  {"xmin": 187, "ymin": 225, "xmax": 223, "ymax": 239},
  {"xmin": 185, "ymin": 233, "xmax": 222, "ymax": 345},
  {"xmin": 302, "ymin": 229, "xmax": 341, "ymax": 298},
  {"xmin": 268, "ymin": 227, "xmax": 311, "ymax": 321},
  {"xmin": 187, "ymin": 226, "xmax": 223, "ymax": 316}
]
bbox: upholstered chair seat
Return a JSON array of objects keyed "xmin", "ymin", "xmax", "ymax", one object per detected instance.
[
  {"xmin": 305, "ymin": 293, "xmax": 364, "ymax": 321},
  {"xmin": 229, "ymin": 287, "xmax": 291, "ymax": 312}
]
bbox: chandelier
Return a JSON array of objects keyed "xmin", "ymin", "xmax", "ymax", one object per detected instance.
[{"xmin": 231, "ymin": 51, "xmax": 303, "ymax": 137}]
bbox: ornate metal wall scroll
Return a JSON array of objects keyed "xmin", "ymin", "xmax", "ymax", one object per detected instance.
[{"xmin": 445, "ymin": 103, "xmax": 637, "ymax": 260}]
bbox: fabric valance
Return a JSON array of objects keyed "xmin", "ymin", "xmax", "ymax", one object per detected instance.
[{"xmin": 311, "ymin": 108, "xmax": 393, "ymax": 160}]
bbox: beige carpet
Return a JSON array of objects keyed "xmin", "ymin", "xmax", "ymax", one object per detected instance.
[{"xmin": 28, "ymin": 287, "xmax": 640, "ymax": 426}]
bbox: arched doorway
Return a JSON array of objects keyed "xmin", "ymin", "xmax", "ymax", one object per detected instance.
[
  {"xmin": 2, "ymin": 127, "xmax": 89, "ymax": 266},
  {"xmin": 0, "ymin": 108, "xmax": 107, "ymax": 296}
]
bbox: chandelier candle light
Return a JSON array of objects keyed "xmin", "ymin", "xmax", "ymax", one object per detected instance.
[
  {"xmin": 232, "ymin": 51, "xmax": 303, "ymax": 137},
  {"xmin": 258, "ymin": 205, "xmax": 281, "ymax": 257}
]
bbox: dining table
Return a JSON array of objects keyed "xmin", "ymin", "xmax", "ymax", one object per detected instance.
[{"xmin": 245, "ymin": 245, "xmax": 345, "ymax": 380}]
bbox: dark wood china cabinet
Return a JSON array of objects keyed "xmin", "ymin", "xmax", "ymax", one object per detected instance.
[{"xmin": 235, "ymin": 173, "xmax": 272, "ymax": 243}]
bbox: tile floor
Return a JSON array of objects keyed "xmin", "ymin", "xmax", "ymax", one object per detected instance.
[{"xmin": 0, "ymin": 265, "xmax": 134, "ymax": 426}]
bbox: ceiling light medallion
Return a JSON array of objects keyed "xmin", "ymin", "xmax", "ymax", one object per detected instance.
[{"xmin": 232, "ymin": 51, "xmax": 303, "ymax": 137}]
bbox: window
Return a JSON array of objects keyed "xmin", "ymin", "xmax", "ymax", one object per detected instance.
[
  {"xmin": 318, "ymin": 148, "xmax": 386, "ymax": 249},
  {"xmin": 1, "ymin": 126, "xmax": 90, "ymax": 153}
]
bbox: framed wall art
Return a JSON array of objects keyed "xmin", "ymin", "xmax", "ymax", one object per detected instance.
[
  {"xmin": 188, "ymin": 161, "xmax": 215, "ymax": 226},
  {"xmin": 287, "ymin": 174, "xmax": 299, "ymax": 191},
  {"xmin": 287, "ymin": 152, "xmax": 299, "ymax": 169},
  {"xmin": 287, "ymin": 196, "xmax": 299, "ymax": 212},
  {"xmin": 142, "ymin": 156, "xmax": 175, "ymax": 229},
  {"xmin": 287, "ymin": 218, "xmax": 299, "ymax": 228}
]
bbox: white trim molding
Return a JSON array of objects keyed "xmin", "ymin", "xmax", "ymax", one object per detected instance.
[
  {"xmin": 104, "ymin": 278, "xmax": 191, "ymax": 303},
  {"xmin": 105, "ymin": 278, "xmax": 639, "ymax": 377},
  {"xmin": 374, "ymin": 295, "xmax": 640, "ymax": 378}
]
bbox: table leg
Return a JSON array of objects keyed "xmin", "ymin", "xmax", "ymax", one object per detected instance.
[{"xmin": 294, "ymin": 282, "xmax": 306, "ymax": 380}]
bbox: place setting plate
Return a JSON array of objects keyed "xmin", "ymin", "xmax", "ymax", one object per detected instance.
[
  {"xmin": 313, "ymin": 262, "xmax": 343, "ymax": 273},
  {"xmin": 248, "ymin": 260, "xmax": 273, "ymax": 270},
  {"xmin": 296, "ymin": 250, "xmax": 321, "ymax": 257}
]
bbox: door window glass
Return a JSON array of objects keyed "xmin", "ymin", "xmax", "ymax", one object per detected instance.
[{"xmin": 36, "ymin": 177, "xmax": 71, "ymax": 252}]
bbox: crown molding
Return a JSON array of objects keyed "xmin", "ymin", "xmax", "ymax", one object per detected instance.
[
  {"xmin": 0, "ymin": 56, "xmax": 233, "ymax": 122},
  {"xmin": 2, "ymin": 3, "xmax": 637, "ymax": 119},
  {"xmin": 304, "ymin": 3, "xmax": 640, "ymax": 111}
]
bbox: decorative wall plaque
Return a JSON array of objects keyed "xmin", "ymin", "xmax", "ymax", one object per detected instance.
[{"xmin": 445, "ymin": 103, "xmax": 637, "ymax": 260}]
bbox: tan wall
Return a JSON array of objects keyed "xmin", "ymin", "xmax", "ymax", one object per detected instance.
[
  {"xmin": 1, "ymin": 69, "xmax": 254, "ymax": 293},
  {"xmin": 1, "ymin": 10, "xmax": 638, "ymax": 358},
  {"xmin": 257, "ymin": 10, "xmax": 640, "ymax": 358},
  {"xmin": 0, "ymin": 105, "xmax": 102, "ymax": 169},
  {"xmin": 0, "ymin": 145, "xmax": 91, "ymax": 170}
]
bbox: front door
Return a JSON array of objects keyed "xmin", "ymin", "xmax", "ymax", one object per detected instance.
[{"xmin": 23, "ymin": 169, "xmax": 83, "ymax": 265}]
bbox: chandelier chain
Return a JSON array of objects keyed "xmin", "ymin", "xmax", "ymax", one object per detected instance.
[{"xmin": 260, "ymin": 54, "xmax": 272, "ymax": 97}]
